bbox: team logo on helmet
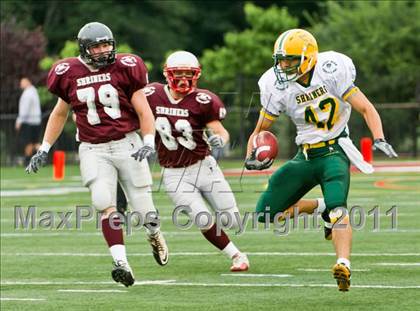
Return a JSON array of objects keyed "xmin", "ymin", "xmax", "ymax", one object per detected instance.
[
  {"xmin": 143, "ymin": 86, "xmax": 156, "ymax": 96},
  {"xmin": 321, "ymin": 60, "xmax": 338, "ymax": 74},
  {"xmin": 120, "ymin": 55, "xmax": 137, "ymax": 67},
  {"xmin": 55, "ymin": 63, "xmax": 70, "ymax": 75},
  {"xmin": 219, "ymin": 107, "xmax": 227, "ymax": 119},
  {"xmin": 196, "ymin": 92, "xmax": 211, "ymax": 104}
]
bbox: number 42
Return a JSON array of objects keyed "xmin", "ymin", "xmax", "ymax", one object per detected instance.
[{"xmin": 304, "ymin": 97, "xmax": 339, "ymax": 130}]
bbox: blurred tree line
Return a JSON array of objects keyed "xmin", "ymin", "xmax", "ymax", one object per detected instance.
[
  {"xmin": 201, "ymin": 1, "xmax": 420, "ymax": 156},
  {"xmin": 1, "ymin": 0, "xmax": 419, "ymax": 160}
]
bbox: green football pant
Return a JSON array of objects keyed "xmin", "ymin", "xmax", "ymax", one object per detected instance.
[{"xmin": 256, "ymin": 145, "xmax": 350, "ymax": 222}]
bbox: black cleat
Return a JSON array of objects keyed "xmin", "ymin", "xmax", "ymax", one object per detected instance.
[{"xmin": 111, "ymin": 260, "xmax": 135, "ymax": 287}]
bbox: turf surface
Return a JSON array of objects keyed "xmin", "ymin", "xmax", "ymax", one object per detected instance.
[{"xmin": 1, "ymin": 161, "xmax": 419, "ymax": 310}]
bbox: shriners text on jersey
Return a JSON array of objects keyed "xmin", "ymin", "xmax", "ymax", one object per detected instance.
[
  {"xmin": 47, "ymin": 53, "xmax": 148, "ymax": 144},
  {"xmin": 145, "ymin": 83, "xmax": 226, "ymax": 168},
  {"xmin": 259, "ymin": 51, "xmax": 357, "ymax": 145}
]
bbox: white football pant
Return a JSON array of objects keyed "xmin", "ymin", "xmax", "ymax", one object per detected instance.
[
  {"xmin": 163, "ymin": 155, "xmax": 241, "ymax": 230},
  {"xmin": 79, "ymin": 132, "xmax": 156, "ymax": 218}
]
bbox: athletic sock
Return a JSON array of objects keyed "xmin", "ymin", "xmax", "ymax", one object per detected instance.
[
  {"xmin": 337, "ymin": 257, "xmax": 351, "ymax": 270},
  {"xmin": 222, "ymin": 241, "xmax": 240, "ymax": 259},
  {"xmin": 317, "ymin": 198, "xmax": 326, "ymax": 213},
  {"xmin": 102, "ymin": 218, "xmax": 126, "ymax": 263},
  {"xmin": 202, "ymin": 224, "xmax": 230, "ymax": 251},
  {"xmin": 110, "ymin": 244, "xmax": 128, "ymax": 264}
]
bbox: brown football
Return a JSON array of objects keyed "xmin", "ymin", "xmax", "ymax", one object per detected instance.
[{"xmin": 253, "ymin": 131, "xmax": 279, "ymax": 162}]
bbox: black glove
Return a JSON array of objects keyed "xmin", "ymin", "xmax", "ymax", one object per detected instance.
[
  {"xmin": 373, "ymin": 138, "xmax": 398, "ymax": 158},
  {"xmin": 131, "ymin": 145, "xmax": 155, "ymax": 162},
  {"xmin": 244, "ymin": 149, "xmax": 274, "ymax": 170},
  {"xmin": 25, "ymin": 150, "xmax": 48, "ymax": 173}
]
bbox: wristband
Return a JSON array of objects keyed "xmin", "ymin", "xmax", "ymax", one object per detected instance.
[
  {"xmin": 143, "ymin": 134, "xmax": 155, "ymax": 149},
  {"xmin": 39, "ymin": 141, "xmax": 51, "ymax": 153}
]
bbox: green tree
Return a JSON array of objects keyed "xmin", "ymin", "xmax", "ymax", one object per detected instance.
[
  {"xmin": 310, "ymin": 0, "xmax": 420, "ymax": 154},
  {"xmin": 0, "ymin": 19, "xmax": 47, "ymax": 113},
  {"xmin": 200, "ymin": 3, "xmax": 299, "ymax": 153},
  {"xmin": 1, "ymin": 0, "xmax": 247, "ymax": 81},
  {"xmin": 311, "ymin": 0, "xmax": 420, "ymax": 102}
]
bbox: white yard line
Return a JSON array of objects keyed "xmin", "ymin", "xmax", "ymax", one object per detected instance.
[
  {"xmin": 4, "ymin": 252, "xmax": 420, "ymax": 257},
  {"xmin": 297, "ymin": 268, "xmax": 371, "ymax": 272},
  {"xmin": 155, "ymin": 282, "xmax": 420, "ymax": 289},
  {"xmin": 1, "ymin": 187, "xmax": 88, "ymax": 197},
  {"xmin": 373, "ymin": 263, "xmax": 420, "ymax": 266},
  {"xmin": 0, "ymin": 297, "xmax": 46, "ymax": 301},
  {"xmin": 221, "ymin": 273, "xmax": 292, "ymax": 278},
  {"xmin": 1, "ymin": 280, "xmax": 176, "ymax": 286},
  {"xmin": 1, "ymin": 280, "xmax": 419, "ymax": 290},
  {"xmin": 3, "ymin": 229, "xmax": 420, "ymax": 238},
  {"xmin": 58, "ymin": 289, "xmax": 127, "ymax": 293}
]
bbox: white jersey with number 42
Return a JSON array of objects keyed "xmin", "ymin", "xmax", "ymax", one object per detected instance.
[{"xmin": 259, "ymin": 51, "xmax": 357, "ymax": 145}]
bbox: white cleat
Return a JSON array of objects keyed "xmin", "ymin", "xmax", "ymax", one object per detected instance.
[
  {"xmin": 230, "ymin": 253, "xmax": 249, "ymax": 272},
  {"xmin": 147, "ymin": 231, "xmax": 169, "ymax": 266}
]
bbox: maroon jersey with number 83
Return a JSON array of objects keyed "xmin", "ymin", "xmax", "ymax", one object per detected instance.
[
  {"xmin": 47, "ymin": 54, "xmax": 148, "ymax": 143},
  {"xmin": 145, "ymin": 83, "xmax": 226, "ymax": 168}
]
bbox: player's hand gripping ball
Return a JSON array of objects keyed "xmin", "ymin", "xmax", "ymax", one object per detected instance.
[
  {"xmin": 253, "ymin": 131, "xmax": 278, "ymax": 162},
  {"xmin": 245, "ymin": 131, "xmax": 278, "ymax": 171}
]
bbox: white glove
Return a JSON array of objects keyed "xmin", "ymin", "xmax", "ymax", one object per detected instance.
[
  {"xmin": 26, "ymin": 150, "xmax": 48, "ymax": 173},
  {"xmin": 131, "ymin": 145, "xmax": 155, "ymax": 161},
  {"xmin": 373, "ymin": 138, "xmax": 398, "ymax": 158},
  {"xmin": 208, "ymin": 135, "xmax": 225, "ymax": 148},
  {"xmin": 244, "ymin": 149, "xmax": 274, "ymax": 170}
]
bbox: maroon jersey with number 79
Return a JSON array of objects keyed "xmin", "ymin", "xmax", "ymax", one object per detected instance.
[
  {"xmin": 47, "ymin": 53, "xmax": 148, "ymax": 144},
  {"xmin": 145, "ymin": 83, "xmax": 227, "ymax": 168}
]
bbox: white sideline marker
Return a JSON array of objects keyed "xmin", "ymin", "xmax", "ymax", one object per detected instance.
[
  {"xmin": 221, "ymin": 273, "xmax": 293, "ymax": 278},
  {"xmin": 1, "ymin": 298, "xmax": 46, "ymax": 301}
]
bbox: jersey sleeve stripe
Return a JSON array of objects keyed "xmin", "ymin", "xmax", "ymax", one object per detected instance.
[
  {"xmin": 260, "ymin": 109, "xmax": 279, "ymax": 121},
  {"xmin": 342, "ymin": 86, "xmax": 359, "ymax": 101}
]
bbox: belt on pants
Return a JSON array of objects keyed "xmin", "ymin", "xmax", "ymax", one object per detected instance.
[{"xmin": 301, "ymin": 138, "xmax": 338, "ymax": 160}]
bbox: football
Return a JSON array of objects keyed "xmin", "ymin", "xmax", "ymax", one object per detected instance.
[{"xmin": 253, "ymin": 131, "xmax": 279, "ymax": 162}]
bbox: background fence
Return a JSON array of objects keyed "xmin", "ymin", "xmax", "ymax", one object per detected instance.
[{"xmin": 1, "ymin": 97, "xmax": 418, "ymax": 166}]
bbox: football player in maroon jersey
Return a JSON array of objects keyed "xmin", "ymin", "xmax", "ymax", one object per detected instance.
[
  {"xmin": 26, "ymin": 22, "xmax": 168, "ymax": 287},
  {"xmin": 145, "ymin": 51, "xmax": 250, "ymax": 271}
]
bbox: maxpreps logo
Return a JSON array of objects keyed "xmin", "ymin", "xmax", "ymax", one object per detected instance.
[
  {"xmin": 321, "ymin": 60, "xmax": 338, "ymax": 74},
  {"xmin": 55, "ymin": 63, "xmax": 70, "ymax": 75}
]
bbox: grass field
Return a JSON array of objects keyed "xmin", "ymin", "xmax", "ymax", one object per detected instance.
[{"xmin": 1, "ymin": 161, "xmax": 419, "ymax": 310}]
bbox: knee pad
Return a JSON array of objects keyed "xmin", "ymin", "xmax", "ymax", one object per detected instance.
[
  {"xmin": 90, "ymin": 181, "xmax": 114, "ymax": 211},
  {"xmin": 128, "ymin": 186, "xmax": 156, "ymax": 217}
]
